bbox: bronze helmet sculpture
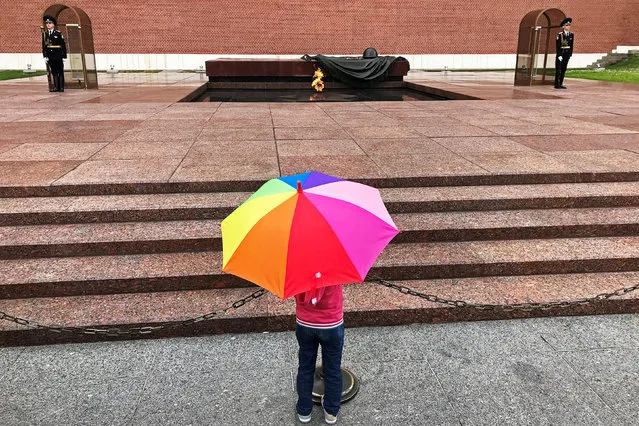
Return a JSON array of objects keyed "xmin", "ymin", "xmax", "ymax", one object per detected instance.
[{"xmin": 362, "ymin": 47, "xmax": 378, "ymax": 59}]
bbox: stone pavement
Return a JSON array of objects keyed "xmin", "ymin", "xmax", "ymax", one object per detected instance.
[
  {"xmin": 0, "ymin": 71, "xmax": 638, "ymax": 187},
  {"xmin": 2, "ymin": 314, "xmax": 639, "ymax": 425}
]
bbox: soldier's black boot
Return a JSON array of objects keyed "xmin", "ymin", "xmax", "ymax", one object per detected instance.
[
  {"xmin": 59, "ymin": 74, "xmax": 64, "ymax": 92},
  {"xmin": 52, "ymin": 75, "xmax": 60, "ymax": 92},
  {"xmin": 559, "ymin": 76, "xmax": 567, "ymax": 89}
]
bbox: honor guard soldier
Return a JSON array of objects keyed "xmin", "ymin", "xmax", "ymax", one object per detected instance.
[
  {"xmin": 554, "ymin": 17, "xmax": 574, "ymax": 89},
  {"xmin": 42, "ymin": 15, "xmax": 67, "ymax": 92}
]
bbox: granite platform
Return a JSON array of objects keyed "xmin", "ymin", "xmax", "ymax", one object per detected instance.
[{"xmin": 0, "ymin": 70, "xmax": 638, "ymax": 346}]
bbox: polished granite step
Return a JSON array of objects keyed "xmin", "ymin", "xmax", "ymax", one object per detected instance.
[
  {"xmin": 2, "ymin": 236, "xmax": 638, "ymax": 299},
  {"xmin": 0, "ymin": 192, "xmax": 246, "ymax": 226},
  {"xmin": 2, "ymin": 207, "xmax": 639, "ymax": 259},
  {"xmin": 372, "ymin": 236, "xmax": 639, "ymax": 280},
  {"xmin": 3, "ymin": 271, "xmax": 639, "ymax": 346},
  {"xmin": 393, "ymin": 207, "xmax": 639, "ymax": 243},
  {"xmin": 2, "ymin": 171, "xmax": 638, "ymax": 197},
  {"xmin": 0, "ymin": 220, "xmax": 222, "ymax": 259},
  {"xmin": 2, "ymin": 181, "xmax": 639, "ymax": 225}
]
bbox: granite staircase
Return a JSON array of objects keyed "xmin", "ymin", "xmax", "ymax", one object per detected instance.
[
  {"xmin": 587, "ymin": 50, "xmax": 637, "ymax": 69},
  {"xmin": 2, "ymin": 173, "xmax": 639, "ymax": 346}
]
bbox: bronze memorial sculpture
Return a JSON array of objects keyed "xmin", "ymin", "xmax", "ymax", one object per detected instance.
[{"xmin": 302, "ymin": 48, "xmax": 408, "ymax": 88}]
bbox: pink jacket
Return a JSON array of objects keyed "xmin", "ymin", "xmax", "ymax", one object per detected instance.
[{"xmin": 295, "ymin": 285, "xmax": 344, "ymax": 329}]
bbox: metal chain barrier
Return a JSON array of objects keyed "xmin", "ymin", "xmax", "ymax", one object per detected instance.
[
  {"xmin": 0, "ymin": 288, "xmax": 265, "ymax": 336},
  {"xmin": 4, "ymin": 277, "xmax": 639, "ymax": 335},
  {"xmin": 372, "ymin": 277, "xmax": 639, "ymax": 312}
]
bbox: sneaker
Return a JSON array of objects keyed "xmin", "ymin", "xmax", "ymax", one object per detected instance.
[
  {"xmin": 297, "ymin": 412, "xmax": 311, "ymax": 423},
  {"xmin": 323, "ymin": 410, "xmax": 337, "ymax": 424},
  {"xmin": 321, "ymin": 397, "xmax": 338, "ymax": 424}
]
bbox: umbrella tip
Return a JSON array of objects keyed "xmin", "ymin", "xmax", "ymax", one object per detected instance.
[{"xmin": 297, "ymin": 180, "xmax": 303, "ymax": 193}]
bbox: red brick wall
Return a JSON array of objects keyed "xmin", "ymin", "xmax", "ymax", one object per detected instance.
[{"xmin": 3, "ymin": 1, "xmax": 637, "ymax": 55}]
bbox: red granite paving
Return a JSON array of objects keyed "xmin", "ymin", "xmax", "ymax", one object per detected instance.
[
  {"xmin": 0, "ymin": 161, "xmax": 81, "ymax": 186},
  {"xmin": 0, "ymin": 71, "xmax": 636, "ymax": 186},
  {"xmin": 547, "ymin": 150, "xmax": 639, "ymax": 172},
  {"xmin": 0, "ymin": 122, "xmax": 56, "ymax": 142},
  {"xmin": 114, "ymin": 127, "xmax": 202, "ymax": 143},
  {"xmin": 355, "ymin": 138, "xmax": 450, "ymax": 155},
  {"xmin": 508, "ymin": 135, "xmax": 624, "ymax": 151},
  {"xmin": 276, "ymin": 139, "xmax": 365, "ymax": 156},
  {"xmin": 459, "ymin": 151, "xmax": 582, "ymax": 174},
  {"xmin": 414, "ymin": 125, "xmax": 498, "ymax": 137},
  {"xmin": 274, "ymin": 127, "xmax": 351, "ymax": 140},
  {"xmin": 170, "ymin": 157, "xmax": 280, "ymax": 181},
  {"xmin": 197, "ymin": 127, "xmax": 275, "ymax": 140},
  {"xmin": 372, "ymin": 152, "xmax": 488, "ymax": 176},
  {"xmin": 208, "ymin": 118, "xmax": 274, "ymax": 128},
  {"xmin": 0, "ymin": 109, "xmax": 50, "ymax": 122},
  {"xmin": 279, "ymin": 155, "xmax": 387, "ymax": 178},
  {"xmin": 0, "ymin": 143, "xmax": 106, "ymax": 161},
  {"xmin": 0, "ymin": 143, "xmax": 20, "ymax": 154},
  {"xmin": 345, "ymin": 126, "xmax": 423, "ymax": 139},
  {"xmin": 53, "ymin": 158, "xmax": 184, "ymax": 184},
  {"xmin": 91, "ymin": 140, "xmax": 194, "ymax": 160},
  {"xmin": 433, "ymin": 136, "xmax": 534, "ymax": 153},
  {"xmin": 188, "ymin": 139, "xmax": 277, "ymax": 159}
]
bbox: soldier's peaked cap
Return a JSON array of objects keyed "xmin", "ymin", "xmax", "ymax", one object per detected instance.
[
  {"xmin": 43, "ymin": 15, "xmax": 56, "ymax": 25},
  {"xmin": 560, "ymin": 17, "xmax": 572, "ymax": 26}
]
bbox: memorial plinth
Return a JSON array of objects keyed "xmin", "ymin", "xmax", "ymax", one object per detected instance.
[{"xmin": 205, "ymin": 58, "xmax": 410, "ymax": 89}]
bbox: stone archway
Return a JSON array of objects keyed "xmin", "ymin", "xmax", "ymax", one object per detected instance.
[
  {"xmin": 514, "ymin": 8, "xmax": 566, "ymax": 86},
  {"xmin": 42, "ymin": 4, "xmax": 98, "ymax": 89}
]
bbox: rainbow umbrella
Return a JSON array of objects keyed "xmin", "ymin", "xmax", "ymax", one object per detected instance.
[{"xmin": 221, "ymin": 171, "xmax": 399, "ymax": 299}]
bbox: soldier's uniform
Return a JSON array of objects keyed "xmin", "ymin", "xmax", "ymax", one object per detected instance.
[
  {"xmin": 42, "ymin": 15, "xmax": 67, "ymax": 92},
  {"xmin": 554, "ymin": 17, "xmax": 574, "ymax": 89}
]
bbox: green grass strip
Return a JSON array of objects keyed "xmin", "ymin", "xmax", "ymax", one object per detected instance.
[
  {"xmin": 0, "ymin": 70, "xmax": 48, "ymax": 81},
  {"xmin": 566, "ymin": 55, "xmax": 639, "ymax": 83}
]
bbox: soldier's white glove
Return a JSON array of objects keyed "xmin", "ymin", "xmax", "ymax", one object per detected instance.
[
  {"xmin": 558, "ymin": 56, "xmax": 563, "ymax": 62},
  {"xmin": 62, "ymin": 58, "xmax": 67, "ymax": 62},
  {"xmin": 44, "ymin": 57, "xmax": 48, "ymax": 63}
]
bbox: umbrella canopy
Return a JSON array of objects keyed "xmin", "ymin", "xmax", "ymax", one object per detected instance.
[{"xmin": 221, "ymin": 171, "xmax": 399, "ymax": 299}]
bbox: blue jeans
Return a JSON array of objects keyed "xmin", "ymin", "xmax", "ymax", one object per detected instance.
[{"xmin": 295, "ymin": 323, "xmax": 344, "ymax": 417}]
